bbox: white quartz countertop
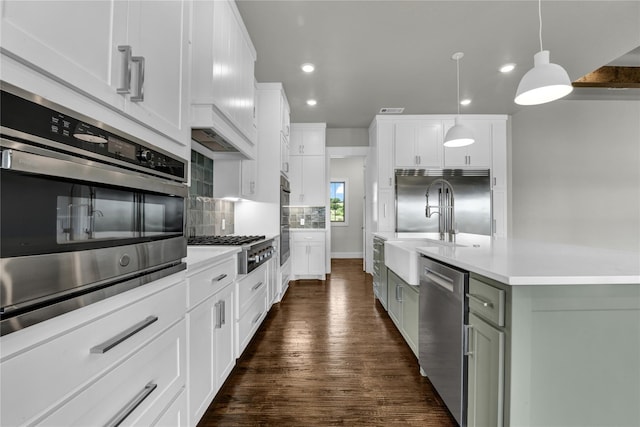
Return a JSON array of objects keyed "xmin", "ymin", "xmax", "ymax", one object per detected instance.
[
  {"xmin": 400, "ymin": 233, "xmax": 640, "ymax": 286},
  {"xmin": 185, "ymin": 246, "xmax": 240, "ymax": 271}
]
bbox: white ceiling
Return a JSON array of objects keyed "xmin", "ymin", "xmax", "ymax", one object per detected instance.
[{"xmin": 236, "ymin": 0, "xmax": 640, "ymax": 128}]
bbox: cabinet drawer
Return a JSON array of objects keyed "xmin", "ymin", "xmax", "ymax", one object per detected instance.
[
  {"xmin": 0, "ymin": 282, "xmax": 185, "ymax": 426},
  {"xmin": 468, "ymin": 278, "xmax": 505, "ymax": 327},
  {"xmin": 236, "ymin": 264, "xmax": 268, "ymax": 315},
  {"xmin": 292, "ymin": 231, "xmax": 325, "ymax": 242},
  {"xmin": 236, "ymin": 289, "xmax": 267, "ymax": 355},
  {"xmin": 187, "ymin": 257, "xmax": 236, "ymax": 309},
  {"xmin": 40, "ymin": 320, "xmax": 186, "ymax": 426}
]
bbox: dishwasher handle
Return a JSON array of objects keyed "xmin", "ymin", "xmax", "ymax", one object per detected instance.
[{"xmin": 423, "ymin": 268, "xmax": 455, "ymax": 293}]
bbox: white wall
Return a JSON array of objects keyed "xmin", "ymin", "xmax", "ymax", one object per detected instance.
[
  {"xmin": 326, "ymin": 128, "xmax": 368, "ymax": 147},
  {"xmin": 330, "ymin": 157, "xmax": 365, "ymax": 258},
  {"xmin": 511, "ymin": 99, "xmax": 640, "ymax": 252}
]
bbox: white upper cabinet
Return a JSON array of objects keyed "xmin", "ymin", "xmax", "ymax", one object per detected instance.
[
  {"xmin": 443, "ymin": 119, "xmax": 492, "ymax": 169},
  {"xmin": 290, "ymin": 125, "xmax": 325, "ymax": 156},
  {"xmin": 394, "ymin": 120, "xmax": 444, "ymax": 169},
  {"xmin": 191, "ymin": 0, "xmax": 257, "ymax": 157},
  {"xmin": 1, "ymin": 0, "xmax": 191, "ymax": 147}
]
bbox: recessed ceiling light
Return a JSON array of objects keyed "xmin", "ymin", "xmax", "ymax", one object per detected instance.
[
  {"xmin": 301, "ymin": 63, "xmax": 315, "ymax": 73},
  {"xmin": 500, "ymin": 63, "xmax": 516, "ymax": 73},
  {"xmin": 306, "ymin": 99, "xmax": 317, "ymax": 106},
  {"xmin": 460, "ymin": 99, "xmax": 471, "ymax": 106}
]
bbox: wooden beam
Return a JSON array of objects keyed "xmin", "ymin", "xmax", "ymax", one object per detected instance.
[{"xmin": 573, "ymin": 66, "xmax": 640, "ymax": 88}]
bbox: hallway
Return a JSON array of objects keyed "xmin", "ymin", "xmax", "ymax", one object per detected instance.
[{"xmin": 198, "ymin": 259, "xmax": 457, "ymax": 426}]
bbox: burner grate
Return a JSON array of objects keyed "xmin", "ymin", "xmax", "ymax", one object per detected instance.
[{"xmin": 187, "ymin": 235, "xmax": 266, "ymax": 246}]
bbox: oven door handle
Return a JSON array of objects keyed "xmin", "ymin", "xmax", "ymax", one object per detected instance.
[{"xmin": 1, "ymin": 148, "xmax": 187, "ymax": 197}]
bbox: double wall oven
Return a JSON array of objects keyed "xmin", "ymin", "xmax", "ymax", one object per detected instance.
[{"xmin": 0, "ymin": 83, "xmax": 188, "ymax": 336}]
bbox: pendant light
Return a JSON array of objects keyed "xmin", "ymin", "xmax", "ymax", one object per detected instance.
[
  {"xmin": 444, "ymin": 52, "xmax": 474, "ymax": 147},
  {"xmin": 514, "ymin": 0, "xmax": 573, "ymax": 105}
]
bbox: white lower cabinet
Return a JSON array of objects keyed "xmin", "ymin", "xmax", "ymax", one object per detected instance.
[
  {"xmin": 291, "ymin": 231, "xmax": 326, "ymax": 279},
  {"xmin": 40, "ymin": 320, "xmax": 186, "ymax": 427},
  {"xmin": 235, "ymin": 263, "xmax": 268, "ymax": 356},
  {"xmin": 185, "ymin": 254, "xmax": 237, "ymax": 426},
  {"xmin": 0, "ymin": 275, "xmax": 186, "ymax": 427},
  {"xmin": 187, "ymin": 282, "xmax": 235, "ymax": 426},
  {"xmin": 387, "ymin": 269, "xmax": 419, "ymax": 357}
]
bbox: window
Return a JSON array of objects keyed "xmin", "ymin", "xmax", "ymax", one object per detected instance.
[{"xmin": 330, "ymin": 181, "xmax": 346, "ymax": 223}]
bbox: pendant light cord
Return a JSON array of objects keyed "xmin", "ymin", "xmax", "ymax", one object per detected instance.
[
  {"xmin": 538, "ymin": 0, "xmax": 544, "ymax": 52},
  {"xmin": 456, "ymin": 57, "xmax": 460, "ymax": 115}
]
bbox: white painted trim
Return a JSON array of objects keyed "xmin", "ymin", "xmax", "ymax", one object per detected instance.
[{"xmin": 326, "ymin": 146, "xmax": 369, "ymax": 158}]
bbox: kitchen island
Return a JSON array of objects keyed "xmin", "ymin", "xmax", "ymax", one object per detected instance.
[{"xmin": 382, "ymin": 233, "xmax": 640, "ymax": 427}]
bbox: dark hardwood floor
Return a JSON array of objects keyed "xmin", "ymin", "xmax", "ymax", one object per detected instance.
[{"xmin": 198, "ymin": 258, "xmax": 457, "ymax": 426}]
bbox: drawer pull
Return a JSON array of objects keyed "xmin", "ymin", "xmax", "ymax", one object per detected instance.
[
  {"xmin": 212, "ymin": 273, "xmax": 228, "ymax": 282},
  {"xmin": 252, "ymin": 281, "xmax": 264, "ymax": 291},
  {"xmin": 90, "ymin": 316, "xmax": 158, "ymax": 354},
  {"xmin": 104, "ymin": 382, "xmax": 157, "ymax": 427},
  {"xmin": 252, "ymin": 311, "xmax": 263, "ymax": 325},
  {"xmin": 466, "ymin": 293, "xmax": 494, "ymax": 308}
]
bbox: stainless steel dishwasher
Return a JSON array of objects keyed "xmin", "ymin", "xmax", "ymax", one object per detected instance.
[{"xmin": 419, "ymin": 255, "xmax": 469, "ymax": 426}]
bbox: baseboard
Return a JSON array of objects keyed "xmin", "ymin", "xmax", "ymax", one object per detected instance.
[{"xmin": 331, "ymin": 252, "xmax": 363, "ymax": 259}]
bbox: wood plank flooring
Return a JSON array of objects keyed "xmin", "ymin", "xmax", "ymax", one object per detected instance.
[{"xmin": 198, "ymin": 258, "xmax": 457, "ymax": 426}]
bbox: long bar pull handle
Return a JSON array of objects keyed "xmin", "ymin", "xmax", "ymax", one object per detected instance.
[
  {"xmin": 464, "ymin": 324, "xmax": 474, "ymax": 356},
  {"xmin": 221, "ymin": 300, "xmax": 226, "ymax": 325},
  {"xmin": 466, "ymin": 293, "xmax": 494, "ymax": 308},
  {"xmin": 398, "ymin": 285, "xmax": 403, "ymax": 302},
  {"xmin": 389, "ymin": 177, "xmax": 392, "ymax": 187},
  {"xmin": 212, "ymin": 273, "xmax": 228, "ymax": 282},
  {"xmin": 117, "ymin": 45, "xmax": 132, "ymax": 94},
  {"xmin": 252, "ymin": 311, "xmax": 263, "ymax": 325},
  {"xmin": 424, "ymin": 269, "xmax": 455, "ymax": 293},
  {"xmin": 130, "ymin": 56, "xmax": 145, "ymax": 102},
  {"xmin": 252, "ymin": 281, "xmax": 264, "ymax": 291},
  {"xmin": 214, "ymin": 301, "xmax": 222, "ymax": 329},
  {"xmin": 90, "ymin": 316, "xmax": 158, "ymax": 354},
  {"xmin": 104, "ymin": 382, "xmax": 157, "ymax": 427}
]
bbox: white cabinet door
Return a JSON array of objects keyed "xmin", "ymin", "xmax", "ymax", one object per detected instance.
[
  {"xmin": 1, "ymin": 0, "xmax": 126, "ymax": 110},
  {"xmin": 290, "ymin": 126, "xmax": 325, "ymax": 155},
  {"xmin": 122, "ymin": 0, "xmax": 190, "ymax": 145},
  {"xmin": 444, "ymin": 119, "xmax": 492, "ymax": 169},
  {"xmin": 280, "ymin": 133, "xmax": 290, "ymax": 177},
  {"xmin": 402, "ymin": 284, "xmax": 419, "ymax": 357},
  {"xmin": 378, "ymin": 188, "xmax": 395, "ymax": 232},
  {"xmin": 467, "ymin": 312, "xmax": 505, "ymax": 427},
  {"xmin": 241, "ymin": 159, "xmax": 258, "ymax": 198},
  {"xmin": 187, "ymin": 283, "xmax": 235, "ymax": 426},
  {"xmin": 291, "ymin": 240, "xmax": 307, "ymax": 276},
  {"xmin": 307, "ymin": 241, "xmax": 325, "ymax": 275},
  {"xmin": 289, "ymin": 155, "xmax": 325, "ymax": 206},
  {"xmin": 394, "ymin": 121, "xmax": 443, "ymax": 169}
]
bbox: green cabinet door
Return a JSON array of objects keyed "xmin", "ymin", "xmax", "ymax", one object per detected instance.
[
  {"xmin": 467, "ymin": 312, "xmax": 505, "ymax": 427},
  {"xmin": 402, "ymin": 284, "xmax": 419, "ymax": 357},
  {"xmin": 387, "ymin": 270, "xmax": 402, "ymax": 328}
]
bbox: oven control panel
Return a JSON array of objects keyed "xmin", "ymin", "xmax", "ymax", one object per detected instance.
[{"xmin": 1, "ymin": 87, "xmax": 186, "ymax": 182}]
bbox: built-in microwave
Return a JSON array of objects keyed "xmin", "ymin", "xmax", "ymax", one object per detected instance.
[{"xmin": 0, "ymin": 83, "xmax": 188, "ymax": 335}]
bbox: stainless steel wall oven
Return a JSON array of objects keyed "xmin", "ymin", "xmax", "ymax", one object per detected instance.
[
  {"xmin": 280, "ymin": 175, "xmax": 290, "ymax": 265},
  {"xmin": 0, "ymin": 83, "xmax": 188, "ymax": 335}
]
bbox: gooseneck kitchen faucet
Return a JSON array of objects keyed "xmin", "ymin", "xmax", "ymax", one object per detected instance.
[{"xmin": 425, "ymin": 178, "xmax": 457, "ymax": 241}]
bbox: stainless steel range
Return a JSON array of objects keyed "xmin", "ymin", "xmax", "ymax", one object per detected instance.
[{"xmin": 187, "ymin": 235, "xmax": 275, "ymax": 274}]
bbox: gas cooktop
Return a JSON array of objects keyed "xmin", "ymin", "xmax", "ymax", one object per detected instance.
[{"xmin": 187, "ymin": 235, "xmax": 266, "ymax": 246}]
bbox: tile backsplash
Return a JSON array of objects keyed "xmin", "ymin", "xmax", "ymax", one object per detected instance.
[
  {"xmin": 188, "ymin": 150, "xmax": 234, "ymax": 236},
  {"xmin": 289, "ymin": 206, "xmax": 326, "ymax": 229}
]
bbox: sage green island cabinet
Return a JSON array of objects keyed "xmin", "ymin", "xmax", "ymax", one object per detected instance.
[
  {"xmin": 387, "ymin": 269, "xmax": 419, "ymax": 357},
  {"xmin": 467, "ymin": 274, "xmax": 640, "ymax": 427}
]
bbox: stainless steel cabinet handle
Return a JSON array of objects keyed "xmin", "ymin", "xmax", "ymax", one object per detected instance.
[
  {"xmin": 424, "ymin": 269, "xmax": 455, "ymax": 293},
  {"xmin": 252, "ymin": 311, "xmax": 263, "ymax": 325},
  {"xmin": 90, "ymin": 316, "xmax": 158, "ymax": 354},
  {"xmin": 252, "ymin": 281, "xmax": 264, "ymax": 291},
  {"xmin": 215, "ymin": 301, "xmax": 222, "ymax": 329},
  {"xmin": 117, "ymin": 45, "xmax": 132, "ymax": 94},
  {"xmin": 104, "ymin": 382, "xmax": 157, "ymax": 427},
  {"xmin": 221, "ymin": 300, "xmax": 226, "ymax": 325},
  {"xmin": 398, "ymin": 285, "xmax": 403, "ymax": 302},
  {"xmin": 464, "ymin": 324, "xmax": 474, "ymax": 356},
  {"xmin": 130, "ymin": 56, "xmax": 145, "ymax": 102},
  {"xmin": 466, "ymin": 293, "xmax": 494, "ymax": 308},
  {"xmin": 212, "ymin": 273, "xmax": 228, "ymax": 282},
  {"xmin": 388, "ymin": 177, "xmax": 392, "ymax": 186},
  {"xmin": 383, "ymin": 203, "xmax": 387, "ymax": 218}
]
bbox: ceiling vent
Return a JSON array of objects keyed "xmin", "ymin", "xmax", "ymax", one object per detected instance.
[{"xmin": 379, "ymin": 107, "xmax": 404, "ymax": 114}]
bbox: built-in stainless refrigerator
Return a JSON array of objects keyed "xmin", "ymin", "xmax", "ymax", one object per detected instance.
[{"xmin": 395, "ymin": 169, "xmax": 491, "ymax": 235}]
